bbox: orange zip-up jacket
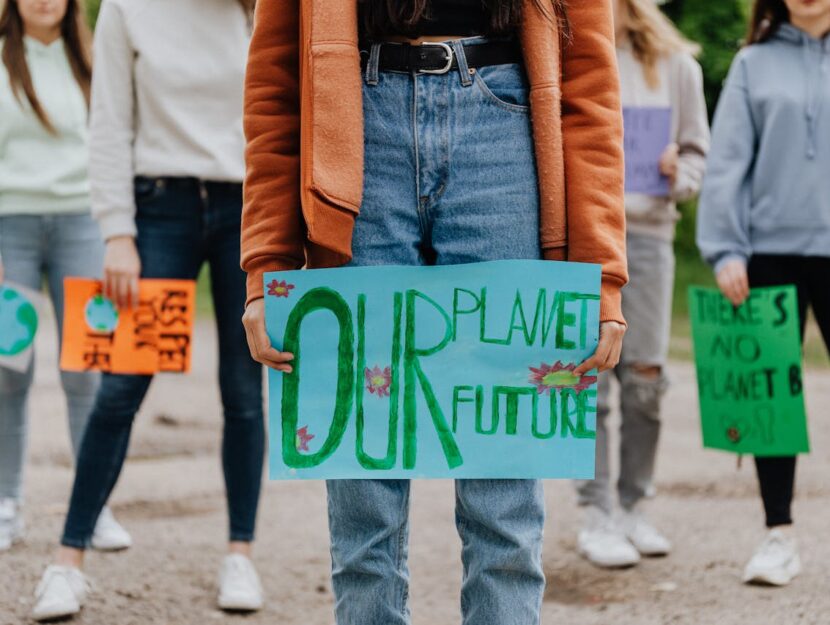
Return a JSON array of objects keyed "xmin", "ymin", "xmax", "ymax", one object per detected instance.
[{"xmin": 242, "ymin": 0, "xmax": 628, "ymax": 324}]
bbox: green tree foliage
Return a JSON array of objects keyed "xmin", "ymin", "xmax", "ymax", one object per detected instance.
[
  {"xmin": 85, "ymin": 0, "xmax": 101, "ymax": 28},
  {"xmin": 661, "ymin": 0, "xmax": 749, "ymax": 115}
]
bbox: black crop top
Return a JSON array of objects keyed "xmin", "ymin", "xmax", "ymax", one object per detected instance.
[
  {"xmin": 360, "ymin": 0, "xmax": 493, "ymax": 39},
  {"xmin": 417, "ymin": 0, "xmax": 488, "ymax": 36}
]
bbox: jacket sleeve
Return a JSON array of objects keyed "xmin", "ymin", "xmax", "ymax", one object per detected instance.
[
  {"xmin": 88, "ymin": 0, "xmax": 138, "ymax": 241},
  {"xmin": 696, "ymin": 52, "xmax": 755, "ymax": 274},
  {"xmin": 672, "ymin": 54, "xmax": 710, "ymax": 203},
  {"xmin": 241, "ymin": 0, "xmax": 305, "ymax": 304},
  {"xmin": 559, "ymin": 0, "xmax": 628, "ymax": 325}
]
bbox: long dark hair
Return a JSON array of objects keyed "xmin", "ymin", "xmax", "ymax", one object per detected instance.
[
  {"xmin": 0, "ymin": 0, "xmax": 92, "ymax": 134},
  {"xmin": 746, "ymin": 0, "xmax": 789, "ymax": 44},
  {"xmin": 360, "ymin": 0, "xmax": 566, "ymax": 39}
]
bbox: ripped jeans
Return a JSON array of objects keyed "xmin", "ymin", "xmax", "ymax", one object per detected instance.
[{"xmin": 577, "ymin": 231, "xmax": 672, "ymax": 513}]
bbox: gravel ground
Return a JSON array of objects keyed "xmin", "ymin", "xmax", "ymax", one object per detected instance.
[{"xmin": 1, "ymin": 318, "xmax": 828, "ymax": 625}]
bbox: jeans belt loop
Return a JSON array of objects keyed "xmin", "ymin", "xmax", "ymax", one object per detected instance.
[
  {"xmin": 365, "ymin": 42, "xmax": 381, "ymax": 86},
  {"xmin": 450, "ymin": 40, "xmax": 473, "ymax": 86}
]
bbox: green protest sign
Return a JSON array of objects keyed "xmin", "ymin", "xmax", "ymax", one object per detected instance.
[{"xmin": 689, "ymin": 286, "xmax": 809, "ymax": 456}]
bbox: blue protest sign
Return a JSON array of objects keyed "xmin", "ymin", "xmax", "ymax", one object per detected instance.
[
  {"xmin": 623, "ymin": 106, "xmax": 672, "ymax": 196},
  {"xmin": 264, "ymin": 260, "xmax": 601, "ymax": 480}
]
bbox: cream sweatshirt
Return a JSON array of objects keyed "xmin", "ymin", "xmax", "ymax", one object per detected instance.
[
  {"xmin": 617, "ymin": 43, "xmax": 710, "ymax": 241},
  {"xmin": 0, "ymin": 37, "xmax": 90, "ymax": 215},
  {"xmin": 89, "ymin": 0, "xmax": 250, "ymax": 240}
]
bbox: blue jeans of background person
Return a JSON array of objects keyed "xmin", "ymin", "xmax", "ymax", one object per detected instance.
[
  {"xmin": 60, "ymin": 178, "xmax": 264, "ymax": 547},
  {"xmin": 327, "ymin": 39, "xmax": 545, "ymax": 625},
  {"xmin": 0, "ymin": 213, "xmax": 103, "ymax": 501}
]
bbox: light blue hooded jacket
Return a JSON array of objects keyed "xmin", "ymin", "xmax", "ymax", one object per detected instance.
[{"xmin": 697, "ymin": 24, "xmax": 830, "ymax": 273}]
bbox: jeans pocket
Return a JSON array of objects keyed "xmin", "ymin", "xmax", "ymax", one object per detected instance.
[
  {"xmin": 133, "ymin": 176, "xmax": 166, "ymax": 206},
  {"xmin": 473, "ymin": 63, "xmax": 530, "ymax": 113}
]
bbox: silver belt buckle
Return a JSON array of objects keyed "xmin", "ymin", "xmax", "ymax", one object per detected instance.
[{"xmin": 419, "ymin": 42, "xmax": 454, "ymax": 74}]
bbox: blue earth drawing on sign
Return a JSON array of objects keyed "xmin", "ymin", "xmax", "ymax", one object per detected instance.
[
  {"xmin": 84, "ymin": 295, "xmax": 119, "ymax": 332},
  {"xmin": 0, "ymin": 286, "xmax": 38, "ymax": 357}
]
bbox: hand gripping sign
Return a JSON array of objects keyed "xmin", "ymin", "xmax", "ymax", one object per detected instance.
[
  {"xmin": 264, "ymin": 260, "xmax": 602, "ymax": 480},
  {"xmin": 61, "ymin": 278, "xmax": 196, "ymax": 375}
]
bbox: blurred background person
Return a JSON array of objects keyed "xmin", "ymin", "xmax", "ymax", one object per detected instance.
[
  {"xmin": 575, "ymin": 0, "xmax": 709, "ymax": 569},
  {"xmin": 0, "ymin": 0, "xmax": 129, "ymax": 554},
  {"xmin": 31, "ymin": 0, "xmax": 265, "ymax": 620},
  {"xmin": 697, "ymin": 0, "xmax": 830, "ymax": 587}
]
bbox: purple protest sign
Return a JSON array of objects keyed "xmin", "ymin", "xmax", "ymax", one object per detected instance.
[{"xmin": 623, "ymin": 107, "xmax": 672, "ymax": 197}]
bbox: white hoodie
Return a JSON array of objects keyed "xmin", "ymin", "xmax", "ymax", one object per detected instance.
[{"xmin": 89, "ymin": 0, "xmax": 251, "ymax": 240}]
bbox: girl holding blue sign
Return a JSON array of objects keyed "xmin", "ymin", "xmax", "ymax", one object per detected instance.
[
  {"xmin": 0, "ymin": 0, "xmax": 129, "ymax": 554},
  {"xmin": 575, "ymin": 0, "xmax": 709, "ymax": 570},
  {"xmin": 698, "ymin": 0, "xmax": 830, "ymax": 587},
  {"xmin": 240, "ymin": 1, "xmax": 629, "ymax": 623},
  {"xmin": 31, "ymin": 0, "xmax": 267, "ymax": 620}
]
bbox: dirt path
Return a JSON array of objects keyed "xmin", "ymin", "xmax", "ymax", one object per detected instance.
[{"xmin": 2, "ymin": 318, "xmax": 828, "ymax": 625}]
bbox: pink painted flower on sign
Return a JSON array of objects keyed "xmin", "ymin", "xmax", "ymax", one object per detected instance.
[
  {"xmin": 296, "ymin": 426, "xmax": 314, "ymax": 452},
  {"xmin": 529, "ymin": 361, "xmax": 597, "ymax": 394},
  {"xmin": 365, "ymin": 366, "xmax": 392, "ymax": 397},
  {"xmin": 267, "ymin": 279, "xmax": 295, "ymax": 298}
]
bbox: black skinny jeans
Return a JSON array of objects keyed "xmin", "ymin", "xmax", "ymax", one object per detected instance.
[
  {"xmin": 748, "ymin": 254, "xmax": 830, "ymax": 528},
  {"xmin": 61, "ymin": 178, "xmax": 265, "ymax": 548}
]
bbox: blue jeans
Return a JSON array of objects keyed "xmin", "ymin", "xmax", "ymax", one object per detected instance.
[
  {"xmin": 0, "ymin": 213, "xmax": 103, "ymax": 501},
  {"xmin": 61, "ymin": 178, "xmax": 264, "ymax": 547},
  {"xmin": 327, "ymin": 39, "xmax": 545, "ymax": 625}
]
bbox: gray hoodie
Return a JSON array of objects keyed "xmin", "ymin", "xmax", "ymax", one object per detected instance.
[{"xmin": 697, "ymin": 24, "xmax": 830, "ymax": 273}]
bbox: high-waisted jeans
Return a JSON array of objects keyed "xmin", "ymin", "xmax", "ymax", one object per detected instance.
[
  {"xmin": 60, "ymin": 178, "xmax": 264, "ymax": 547},
  {"xmin": 0, "ymin": 213, "xmax": 103, "ymax": 501},
  {"xmin": 327, "ymin": 38, "xmax": 546, "ymax": 625}
]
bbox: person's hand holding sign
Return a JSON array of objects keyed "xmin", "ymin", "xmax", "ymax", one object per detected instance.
[
  {"xmin": 716, "ymin": 258, "xmax": 750, "ymax": 307},
  {"xmin": 658, "ymin": 142, "xmax": 679, "ymax": 187},
  {"xmin": 574, "ymin": 320, "xmax": 626, "ymax": 376},
  {"xmin": 242, "ymin": 298, "xmax": 295, "ymax": 373},
  {"xmin": 104, "ymin": 236, "xmax": 142, "ymax": 310}
]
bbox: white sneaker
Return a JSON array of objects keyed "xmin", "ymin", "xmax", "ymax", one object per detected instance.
[
  {"xmin": 0, "ymin": 498, "xmax": 24, "ymax": 551},
  {"xmin": 218, "ymin": 554, "xmax": 264, "ymax": 611},
  {"xmin": 577, "ymin": 506, "xmax": 640, "ymax": 568},
  {"xmin": 91, "ymin": 506, "xmax": 132, "ymax": 551},
  {"xmin": 743, "ymin": 529, "xmax": 801, "ymax": 586},
  {"xmin": 620, "ymin": 507, "xmax": 671, "ymax": 557},
  {"xmin": 32, "ymin": 565, "xmax": 90, "ymax": 622}
]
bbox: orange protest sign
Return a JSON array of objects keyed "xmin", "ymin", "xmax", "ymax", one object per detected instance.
[{"xmin": 60, "ymin": 278, "xmax": 196, "ymax": 375}]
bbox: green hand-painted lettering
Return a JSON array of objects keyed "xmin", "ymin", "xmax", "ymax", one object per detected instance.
[
  {"xmin": 281, "ymin": 288, "xmax": 354, "ymax": 468},
  {"xmin": 404, "ymin": 290, "xmax": 463, "ymax": 469},
  {"xmin": 492, "ymin": 386, "xmax": 538, "ymax": 435},
  {"xmin": 452, "ymin": 288, "xmax": 481, "ymax": 341},
  {"xmin": 452, "ymin": 385, "xmax": 483, "ymax": 433},
  {"xmin": 355, "ymin": 292, "xmax": 402, "ymax": 470}
]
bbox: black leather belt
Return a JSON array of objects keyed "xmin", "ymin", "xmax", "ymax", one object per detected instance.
[{"xmin": 360, "ymin": 40, "xmax": 523, "ymax": 75}]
